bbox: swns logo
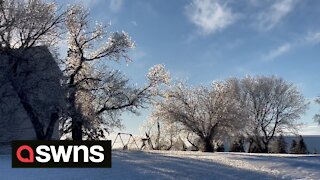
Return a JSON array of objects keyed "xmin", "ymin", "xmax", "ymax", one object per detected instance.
[{"xmin": 12, "ymin": 140, "xmax": 111, "ymax": 168}]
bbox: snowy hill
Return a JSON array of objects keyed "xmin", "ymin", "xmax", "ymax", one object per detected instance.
[{"xmin": 1, "ymin": 150, "xmax": 319, "ymax": 179}]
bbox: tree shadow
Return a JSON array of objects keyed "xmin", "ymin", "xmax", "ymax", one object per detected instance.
[
  {"xmin": 109, "ymin": 150, "xmax": 281, "ymax": 180},
  {"xmin": 230, "ymin": 153, "xmax": 320, "ymax": 173},
  {"xmin": 1, "ymin": 151, "xmax": 284, "ymax": 180}
]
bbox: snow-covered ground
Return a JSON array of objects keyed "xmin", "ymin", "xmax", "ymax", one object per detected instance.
[{"xmin": 1, "ymin": 150, "xmax": 319, "ymax": 180}]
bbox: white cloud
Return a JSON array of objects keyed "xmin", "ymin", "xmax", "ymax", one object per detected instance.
[
  {"xmin": 257, "ymin": 0, "xmax": 298, "ymax": 30},
  {"xmin": 263, "ymin": 31, "xmax": 320, "ymax": 61},
  {"xmin": 131, "ymin": 49, "xmax": 146, "ymax": 60},
  {"xmin": 185, "ymin": 0, "xmax": 237, "ymax": 35},
  {"xmin": 264, "ymin": 43, "xmax": 292, "ymax": 61},
  {"xmin": 305, "ymin": 32, "xmax": 320, "ymax": 44},
  {"xmin": 298, "ymin": 124, "xmax": 320, "ymax": 135},
  {"xmin": 131, "ymin": 21, "xmax": 138, "ymax": 27}
]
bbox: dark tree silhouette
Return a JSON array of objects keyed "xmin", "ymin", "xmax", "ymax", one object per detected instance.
[
  {"xmin": 230, "ymin": 138, "xmax": 245, "ymax": 152},
  {"xmin": 290, "ymin": 139, "xmax": 297, "ymax": 154},
  {"xmin": 273, "ymin": 134, "xmax": 287, "ymax": 153},
  {"xmin": 296, "ymin": 135, "xmax": 308, "ymax": 154}
]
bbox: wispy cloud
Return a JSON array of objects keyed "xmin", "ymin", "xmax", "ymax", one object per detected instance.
[
  {"xmin": 185, "ymin": 0, "xmax": 237, "ymax": 35},
  {"xmin": 131, "ymin": 21, "xmax": 138, "ymax": 27},
  {"xmin": 262, "ymin": 31, "xmax": 320, "ymax": 61},
  {"xmin": 305, "ymin": 32, "xmax": 320, "ymax": 44},
  {"xmin": 264, "ymin": 43, "xmax": 292, "ymax": 61},
  {"xmin": 257, "ymin": 0, "xmax": 298, "ymax": 30},
  {"xmin": 131, "ymin": 49, "xmax": 147, "ymax": 60}
]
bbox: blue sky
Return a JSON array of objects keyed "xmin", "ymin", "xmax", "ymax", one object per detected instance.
[{"xmin": 56, "ymin": 0, "xmax": 320, "ymax": 135}]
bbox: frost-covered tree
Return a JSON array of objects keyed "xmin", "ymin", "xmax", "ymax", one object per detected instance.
[
  {"xmin": 141, "ymin": 115, "xmax": 187, "ymax": 151},
  {"xmin": 0, "ymin": 0, "xmax": 65, "ymax": 50},
  {"xmin": 151, "ymin": 81, "xmax": 247, "ymax": 152},
  {"xmin": 61, "ymin": 5, "xmax": 170, "ymax": 140},
  {"xmin": 240, "ymin": 76, "xmax": 308, "ymax": 153},
  {"xmin": 0, "ymin": 0, "xmax": 65, "ymax": 140}
]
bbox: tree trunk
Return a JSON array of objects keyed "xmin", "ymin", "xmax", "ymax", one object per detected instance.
[
  {"xmin": 44, "ymin": 110, "xmax": 59, "ymax": 140},
  {"xmin": 68, "ymin": 89, "xmax": 83, "ymax": 141},
  {"xmin": 187, "ymin": 134, "xmax": 199, "ymax": 151},
  {"xmin": 248, "ymin": 138, "xmax": 253, "ymax": 153},
  {"xmin": 261, "ymin": 142, "xmax": 269, "ymax": 153},
  {"xmin": 201, "ymin": 138, "xmax": 214, "ymax": 152},
  {"xmin": 156, "ymin": 120, "xmax": 160, "ymax": 150},
  {"xmin": 11, "ymin": 79, "xmax": 59, "ymax": 140},
  {"xmin": 6, "ymin": 53, "xmax": 60, "ymax": 141},
  {"xmin": 17, "ymin": 91, "xmax": 46, "ymax": 140},
  {"xmin": 250, "ymin": 137, "xmax": 269, "ymax": 153},
  {"xmin": 72, "ymin": 117, "xmax": 83, "ymax": 140}
]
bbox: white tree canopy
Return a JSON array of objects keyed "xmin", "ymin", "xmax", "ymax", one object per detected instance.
[
  {"xmin": 240, "ymin": 76, "xmax": 308, "ymax": 153},
  {"xmin": 61, "ymin": 5, "xmax": 171, "ymax": 140},
  {"xmin": 151, "ymin": 80, "xmax": 248, "ymax": 151}
]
